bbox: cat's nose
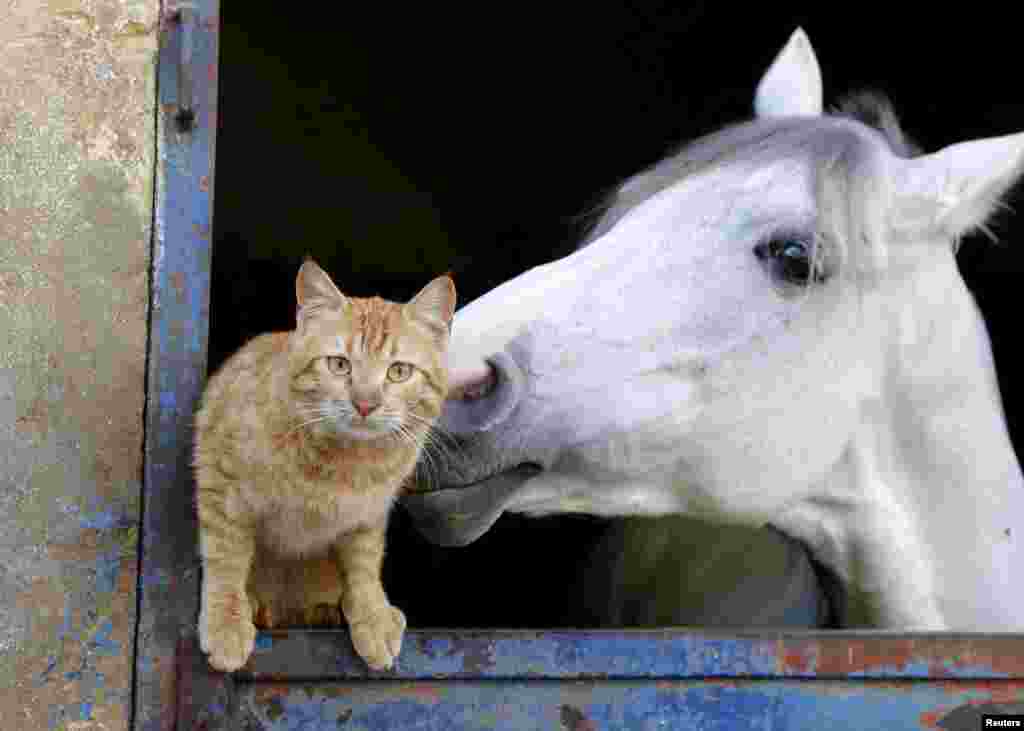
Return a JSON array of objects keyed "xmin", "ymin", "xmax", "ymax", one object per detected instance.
[{"xmin": 352, "ymin": 400, "xmax": 378, "ymax": 418}]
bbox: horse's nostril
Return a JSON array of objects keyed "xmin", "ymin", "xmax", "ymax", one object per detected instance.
[
  {"xmin": 442, "ymin": 351, "xmax": 523, "ymax": 434},
  {"xmin": 449, "ymin": 362, "xmax": 497, "ymax": 401},
  {"xmin": 461, "ymin": 375, "xmax": 495, "ymax": 401}
]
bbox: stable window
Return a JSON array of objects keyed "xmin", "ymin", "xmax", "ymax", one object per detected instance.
[{"xmin": 137, "ymin": 1, "xmax": 1024, "ymax": 728}]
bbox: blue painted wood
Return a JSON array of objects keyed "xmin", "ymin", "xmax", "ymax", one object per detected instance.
[{"xmin": 136, "ymin": 2, "xmax": 219, "ymax": 730}]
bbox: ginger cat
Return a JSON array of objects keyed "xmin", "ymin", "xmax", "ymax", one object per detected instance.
[{"xmin": 194, "ymin": 259, "xmax": 455, "ymax": 672}]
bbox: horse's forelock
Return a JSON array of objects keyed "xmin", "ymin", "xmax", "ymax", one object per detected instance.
[
  {"xmin": 809, "ymin": 123, "xmax": 894, "ymax": 278},
  {"xmin": 833, "ymin": 90, "xmax": 922, "ymax": 159}
]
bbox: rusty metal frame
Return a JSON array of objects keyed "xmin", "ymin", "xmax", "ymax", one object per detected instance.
[
  {"xmin": 137, "ymin": 0, "xmax": 1024, "ymax": 728},
  {"xmin": 170, "ymin": 630, "xmax": 1024, "ymax": 729},
  {"xmin": 136, "ymin": 1, "xmax": 219, "ymax": 729}
]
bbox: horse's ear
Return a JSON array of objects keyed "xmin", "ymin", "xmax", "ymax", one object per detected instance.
[
  {"xmin": 754, "ymin": 28, "xmax": 824, "ymax": 119},
  {"xmin": 895, "ymin": 131, "xmax": 1024, "ymax": 240}
]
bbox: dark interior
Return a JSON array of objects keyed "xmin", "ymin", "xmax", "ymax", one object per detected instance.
[{"xmin": 211, "ymin": 3, "xmax": 1024, "ymax": 628}]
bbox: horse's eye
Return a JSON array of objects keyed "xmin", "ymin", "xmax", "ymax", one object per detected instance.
[
  {"xmin": 326, "ymin": 356, "xmax": 350, "ymax": 375},
  {"xmin": 754, "ymin": 237, "xmax": 826, "ymax": 285}
]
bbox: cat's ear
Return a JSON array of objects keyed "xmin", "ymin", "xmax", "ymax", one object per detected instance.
[
  {"xmin": 406, "ymin": 275, "xmax": 456, "ymax": 339},
  {"xmin": 295, "ymin": 259, "xmax": 347, "ymax": 331}
]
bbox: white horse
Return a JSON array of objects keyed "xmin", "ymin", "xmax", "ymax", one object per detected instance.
[{"xmin": 403, "ymin": 28, "xmax": 1024, "ymax": 630}]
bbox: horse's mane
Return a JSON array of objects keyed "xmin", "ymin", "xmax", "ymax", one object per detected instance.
[
  {"xmin": 833, "ymin": 91, "xmax": 921, "ymax": 159},
  {"xmin": 581, "ymin": 92, "xmax": 922, "ymax": 276}
]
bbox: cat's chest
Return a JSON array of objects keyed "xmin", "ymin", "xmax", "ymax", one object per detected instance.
[{"xmin": 258, "ymin": 486, "xmax": 396, "ymax": 557}]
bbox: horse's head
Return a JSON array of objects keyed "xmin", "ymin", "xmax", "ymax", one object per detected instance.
[{"xmin": 403, "ymin": 29, "xmax": 1024, "ymax": 549}]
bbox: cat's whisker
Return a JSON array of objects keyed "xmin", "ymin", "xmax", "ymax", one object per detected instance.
[
  {"xmin": 399, "ymin": 420, "xmax": 444, "ymax": 458},
  {"xmin": 376, "ymin": 413, "xmax": 416, "ymax": 448},
  {"xmin": 414, "ymin": 435, "xmax": 458, "ymax": 484},
  {"xmin": 404, "ymin": 412, "xmax": 460, "ymax": 458},
  {"xmin": 399, "ymin": 431, "xmax": 437, "ymax": 492},
  {"xmin": 394, "ymin": 422, "xmax": 440, "ymax": 492},
  {"xmin": 284, "ymin": 415, "xmax": 334, "ymax": 436},
  {"xmin": 404, "ymin": 410, "xmax": 451, "ymax": 435},
  {"xmin": 416, "ymin": 432, "xmax": 441, "ymax": 484},
  {"xmin": 296, "ymin": 406, "xmax": 338, "ymax": 421},
  {"xmin": 405, "ymin": 416, "xmax": 461, "ymax": 464},
  {"xmin": 418, "ymin": 447, "xmax": 451, "ymax": 491},
  {"xmin": 420, "ymin": 431, "xmax": 452, "ymax": 468},
  {"xmin": 418, "ymin": 437, "xmax": 449, "ymax": 493},
  {"xmin": 400, "ymin": 425, "xmax": 431, "ymax": 457},
  {"xmin": 415, "ymin": 449, "xmax": 440, "ymax": 494}
]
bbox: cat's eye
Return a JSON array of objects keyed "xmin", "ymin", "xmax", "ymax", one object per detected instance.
[
  {"xmin": 754, "ymin": 236, "xmax": 828, "ymax": 285},
  {"xmin": 326, "ymin": 356, "xmax": 350, "ymax": 375},
  {"xmin": 387, "ymin": 362, "xmax": 414, "ymax": 383}
]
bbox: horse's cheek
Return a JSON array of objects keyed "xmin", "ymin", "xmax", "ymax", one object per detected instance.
[{"xmin": 698, "ymin": 337, "xmax": 865, "ymax": 496}]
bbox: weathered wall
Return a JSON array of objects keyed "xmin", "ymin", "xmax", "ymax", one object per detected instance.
[{"xmin": 0, "ymin": 0, "xmax": 159, "ymax": 728}]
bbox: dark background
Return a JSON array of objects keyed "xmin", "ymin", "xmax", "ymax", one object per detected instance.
[{"xmin": 210, "ymin": 3, "xmax": 1024, "ymax": 627}]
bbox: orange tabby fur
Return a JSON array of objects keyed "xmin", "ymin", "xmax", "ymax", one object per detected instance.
[{"xmin": 194, "ymin": 260, "xmax": 455, "ymax": 672}]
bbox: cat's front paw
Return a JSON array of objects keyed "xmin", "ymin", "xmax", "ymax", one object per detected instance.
[
  {"xmin": 200, "ymin": 597, "xmax": 257, "ymax": 672},
  {"xmin": 348, "ymin": 603, "xmax": 406, "ymax": 671},
  {"xmin": 203, "ymin": 617, "xmax": 256, "ymax": 672}
]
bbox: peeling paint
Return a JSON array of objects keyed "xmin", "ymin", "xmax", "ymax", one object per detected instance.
[
  {"xmin": 241, "ymin": 631, "xmax": 1024, "ymax": 684},
  {"xmin": 174, "ymin": 627, "xmax": 1024, "ymax": 729},
  {"xmin": 134, "ymin": 2, "xmax": 219, "ymax": 729},
  {"xmin": 0, "ymin": 0, "xmax": 157, "ymax": 726},
  {"xmin": 774, "ymin": 636, "xmax": 1024, "ymax": 679},
  {"xmin": 220, "ymin": 676, "xmax": 1024, "ymax": 731}
]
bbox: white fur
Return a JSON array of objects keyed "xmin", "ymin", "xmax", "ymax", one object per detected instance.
[
  {"xmin": 437, "ymin": 30, "xmax": 1024, "ymax": 630},
  {"xmin": 897, "ymin": 132, "xmax": 1024, "ymax": 240},
  {"xmin": 754, "ymin": 28, "xmax": 823, "ymax": 118}
]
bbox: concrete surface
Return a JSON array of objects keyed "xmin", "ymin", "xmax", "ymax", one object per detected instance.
[{"xmin": 0, "ymin": 0, "xmax": 158, "ymax": 728}]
